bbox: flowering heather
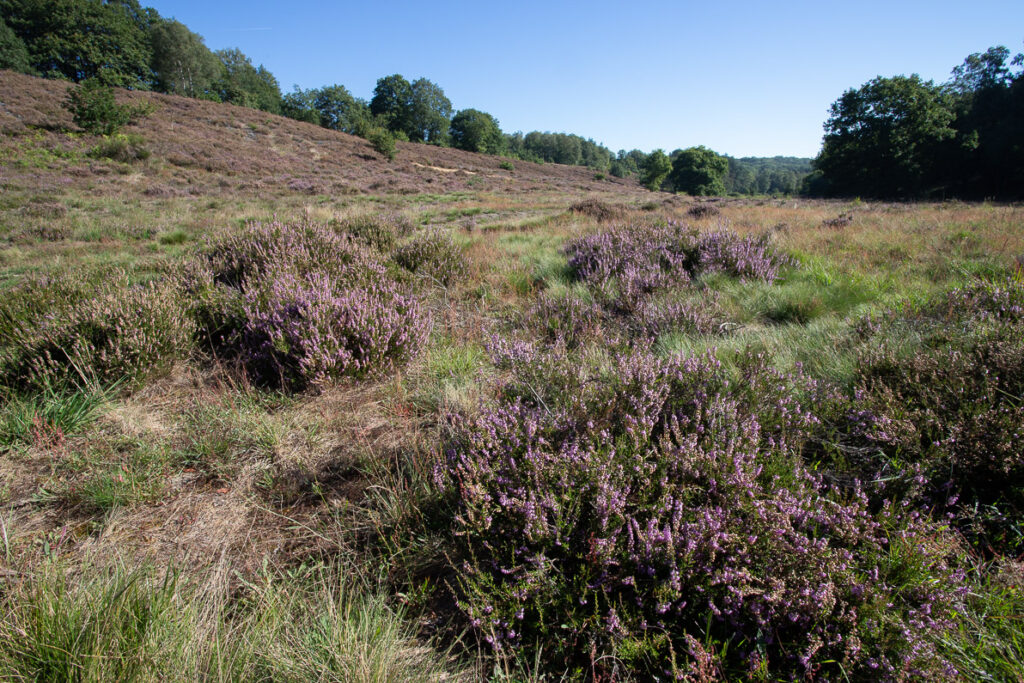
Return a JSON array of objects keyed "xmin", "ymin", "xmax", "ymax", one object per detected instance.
[
  {"xmin": 201, "ymin": 220, "xmax": 385, "ymax": 291},
  {"xmin": 392, "ymin": 229, "xmax": 468, "ymax": 286},
  {"xmin": 523, "ymin": 293, "xmax": 610, "ymax": 349},
  {"xmin": 564, "ymin": 221, "xmax": 791, "ymax": 312},
  {"xmin": 930, "ymin": 275, "xmax": 1024, "ymax": 322},
  {"xmin": 635, "ymin": 296, "xmax": 729, "ymax": 339},
  {"xmin": 439, "ymin": 348, "xmax": 965, "ymax": 679},
  {"xmin": 826, "ymin": 286, "xmax": 1024, "ymax": 554},
  {"xmin": 241, "ymin": 269, "xmax": 428, "ymax": 389},
  {"xmin": 191, "ymin": 220, "xmax": 430, "ymax": 388}
]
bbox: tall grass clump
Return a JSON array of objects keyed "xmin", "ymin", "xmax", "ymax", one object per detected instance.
[
  {"xmin": 0, "ymin": 383, "xmax": 109, "ymax": 448},
  {"xmin": 0, "ymin": 562, "xmax": 186, "ymax": 681},
  {"xmin": 334, "ymin": 212, "xmax": 414, "ymax": 252},
  {"xmin": 438, "ymin": 343, "xmax": 967, "ymax": 679},
  {"xmin": 0, "ymin": 559, "xmax": 461, "ymax": 682},
  {"xmin": 187, "ymin": 220, "xmax": 429, "ymax": 389},
  {"xmin": 393, "ymin": 228, "xmax": 468, "ymax": 286}
]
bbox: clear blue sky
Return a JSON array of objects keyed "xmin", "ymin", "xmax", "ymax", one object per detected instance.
[{"xmin": 154, "ymin": 0, "xmax": 1022, "ymax": 158}]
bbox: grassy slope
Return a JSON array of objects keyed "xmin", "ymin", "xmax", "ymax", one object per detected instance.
[{"xmin": 1, "ymin": 71, "xmax": 1023, "ymax": 680}]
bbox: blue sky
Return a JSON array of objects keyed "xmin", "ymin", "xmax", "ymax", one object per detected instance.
[{"xmin": 155, "ymin": 0, "xmax": 1023, "ymax": 158}]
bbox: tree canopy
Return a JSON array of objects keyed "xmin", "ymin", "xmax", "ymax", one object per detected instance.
[
  {"xmin": 1, "ymin": 0, "xmax": 156, "ymax": 87},
  {"xmin": 450, "ymin": 109, "xmax": 504, "ymax": 154},
  {"xmin": 669, "ymin": 146, "xmax": 729, "ymax": 195},
  {"xmin": 811, "ymin": 46, "xmax": 1024, "ymax": 199},
  {"xmin": 149, "ymin": 19, "xmax": 219, "ymax": 97},
  {"xmin": 640, "ymin": 149, "xmax": 672, "ymax": 191},
  {"xmin": 212, "ymin": 48, "xmax": 281, "ymax": 114}
]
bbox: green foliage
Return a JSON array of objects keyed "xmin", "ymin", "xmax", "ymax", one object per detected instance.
[
  {"xmin": 280, "ymin": 86, "xmax": 321, "ymax": 125},
  {"xmin": 1, "ymin": 0, "xmax": 157, "ymax": 87},
  {"xmin": 64, "ymin": 78, "xmax": 153, "ymax": 135},
  {"xmin": 369, "ymin": 73, "xmax": 414, "ymax": 136},
  {"xmin": 311, "ymin": 84, "xmax": 368, "ymax": 133},
  {"xmin": 814, "ymin": 74, "xmax": 956, "ymax": 198},
  {"xmin": 0, "ymin": 16, "xmax": 33, "ymax": 73},
  {"xmin": 89, "ymin": 133, "xmax": 150, "ymax": 162},
  {"xmin": 450, "ymin": 108, "xmax": 505, "ymax": 154},
  {"xmin": 669, "ymin": 145, "xmax": 729, "ymax": 195},
  {"xmin": 369, "ymin": 74, "xmax": 452, "ymax": 144},
  {"xmin": 367, "ymin": 127, "xmax": 396, "ymax": 160},
  {"xmin": 499, "ymin": 160, "xmax": 515, "ymax": 171},
  {"xmin": 409, "ymin": 77, "xmax": 452, "ymax": 144},
  {"xmin": 149, "ymin": 18, "xmax": 219, "ymax": 97},
  {"xmin": 725, "ymin": 156, "xmax": 811, "ymax": 195},
  {"xmin": 212, "ymin": 47, "xmax": 281, "ymax": 114},
  {"xmin": 505, "ymin": 130, "xmax": 613, "ymax": 170},
  {"xmin": 639, "ymin": 148, "xmax": 671, "ymax": 190}
]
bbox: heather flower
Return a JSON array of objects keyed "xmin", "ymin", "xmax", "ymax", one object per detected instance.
[
  {"xmin": 190, "ymin": 220, "xmax": 431, "ymax": 389},
  {"xmin": 439, "ymin": 346, "xmax": 965, "ymax": 679}
]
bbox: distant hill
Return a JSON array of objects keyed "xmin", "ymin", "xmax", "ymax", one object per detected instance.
[
  {"xmin": 724, "ymin": 156, "xmax": 813, "ymax": 195},
  {"xmin": 0, "ymin": 71, "xmax": 641, "ymax": 200}
]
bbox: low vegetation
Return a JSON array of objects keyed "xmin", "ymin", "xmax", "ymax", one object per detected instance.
[{"xmin": 1, "ymin": 67, "xmax": 1023, "ymax": 682}]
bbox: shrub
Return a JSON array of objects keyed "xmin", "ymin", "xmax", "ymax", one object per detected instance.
[
  {"xmin": 499, "ymin": 160, "xmax": 514, "ymax": 171},
  {"xmin": 393, "ymin": 229, "xmax": 467, "ymax": 286},
  {"xmin": 240, "ymin": 269, "xmax": 428, "ymax": 389},
  {"xmin": 438, "ymin": 348, "xmax": 966, "ymax": 679},
  {"xmin": 190, "ymin": 220, "xmax": 429, "ymax": 388},
  {"xmin": 821, "ymin": 278, "xmax": 1024, "ymax": 554},
  {"xmin": 367, "ymin": 128, "xmax": 395, "ymax": 160},
  {"xmin": 686, "ymin": 203, "xmax": 720, "ymax": 219},
  {"xmin": 89, "ymin": 133, "xmax": 150, "ymax": 162},
  {"xmin": 568, "ymin": 199, "xmax": 621, "ymax": 222},
  {"xmin": 564, "ymin": 222, "xmax": 791, "ymax": 314},
  {"xmin": 334, "ymin": 213, "xmax": 414, "ymax": 252},
  {"xmin": 1, "ymin": 274, "xmax": 194, "ymax": 389},
  {"xmin": 64, "ymin": 79, "xmax": 153, "ymax": 136}
]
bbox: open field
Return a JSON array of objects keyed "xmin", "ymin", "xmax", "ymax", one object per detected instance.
[{"xmin": 1, "ymin": 72, "xmax": 1024, "ymax": 681}]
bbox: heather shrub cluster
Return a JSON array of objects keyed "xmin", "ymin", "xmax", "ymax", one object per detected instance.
[
  {"xmin": 188, "ymin": 220, "xmax": 429, "ymax": 389},
  {"xmin": 0, "ymin": 273, "xmax": 193, "ymax": 389},
  {"xmin": 820, "ymin": 274, "xmax": 1024, "ymax": 554},
  {"xmin": 564, "ymin": 221, "xmax": 790, "ymax": 312},
  {"xmin": 439, "ymin": 344, "xmax": 967, "ymax": 679},
  {"xmin": 392, "ymin": 229, "xmax": 467, "ymax": 286}
]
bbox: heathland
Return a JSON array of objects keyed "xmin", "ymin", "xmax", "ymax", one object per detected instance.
[{"xmin": 1, "ymin": 70, "xmax": 1023, "ymax": 681}]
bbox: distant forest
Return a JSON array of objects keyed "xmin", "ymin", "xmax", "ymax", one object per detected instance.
[{"xmin": 1, "ymin": 0, "xmax": 1016, "ymax": 199}]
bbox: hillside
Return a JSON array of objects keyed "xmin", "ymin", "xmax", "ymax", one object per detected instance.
[{"xmin": 0, "ymin": 70, "xmax": 640, "ymax": 199}]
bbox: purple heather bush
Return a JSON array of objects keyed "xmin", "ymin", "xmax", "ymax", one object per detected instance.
[
  {"xmin": 188, "ymin": 220, "xmax": 430, "ymax": 389},
  {"xmin": 439, "ymin": 345, "xmax": 967, "ymax": 679},
  {"xmin": 241, "ymin": 267, "xmax": 428, "ymax": 388},
  {"xmin": 392, "ymin": 228, "xmax": 468, "ymax": 286},
  {"xmin": 564, "ymin": 221, "xmax": 790, "ymax": 306},
  {"xmin": 562, "ymin": 222, "xmax": 790, "ymax": 343},
  {"xmin": 523, "ymin": 292, "xmax": 610, "ymax": 350}
]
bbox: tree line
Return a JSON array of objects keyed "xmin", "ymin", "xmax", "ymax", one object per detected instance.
[
  {"xmin": 0, "ymin": 0, "xmax": 812, "ymax": 194},
  {"xmin": 807, "ymin": 45, "xmax": 1024, "ymax": 199}
]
